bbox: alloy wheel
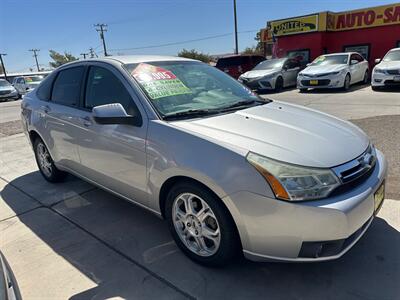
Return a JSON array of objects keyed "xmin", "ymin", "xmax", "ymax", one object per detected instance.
[
  {"xmin": 36, "ymin": 142, "xmax": 53, "ymax": 177},
  {"xmin": 172, "ymin": 193, "xmax": 221, "ymax": 257}
]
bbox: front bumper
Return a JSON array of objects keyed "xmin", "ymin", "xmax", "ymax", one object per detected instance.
[
  {"xmin": 240, "ymin": 77, "xmax": 276, "ymax": 90},
  {"xmin": 0, "ymin": 91, "xmax": 18, "ymax": 99},
  {"xmin": 297, "ymin": 74, "xmax": 345, "ymax": 89},
  {"xmin": 223, "ymin": 149, "xmax": 387, "ymax": 262},
  {"xmin": 371, "ymin": 72, "xmax": 400, "ymax": 87}
]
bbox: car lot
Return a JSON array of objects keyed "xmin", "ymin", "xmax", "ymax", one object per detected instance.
[{"xmin": 0, "ymin": 86, "xmax": 399, "ymax": 299}]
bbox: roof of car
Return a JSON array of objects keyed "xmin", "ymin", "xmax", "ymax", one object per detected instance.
[
  {"xmin": 322, "ymin": 52, "xmax": 354, "ymax": 56},
  {"xmin": 389, "ymin": 47, "xmax": 400, "ymax": 51},
  {"xmin": 103, "ymin": 55, "xmax": 196, "ymax": 64}
]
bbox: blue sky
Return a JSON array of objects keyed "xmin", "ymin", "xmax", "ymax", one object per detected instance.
[{"xmin": 0, "ymin": 0, "xmax": 396, "ymax": 72}]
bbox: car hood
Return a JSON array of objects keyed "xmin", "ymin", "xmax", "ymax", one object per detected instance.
[
  {"xmin": 171, "ymin": 101, "xmax": 369, "ymax": 168},
  {"xmin": 302, "ymin": 64, "xmax": 347, "ymax": 75},
  {"xmin": 241, "ymin": 69, "xmax": 278, "ymax": 79},
  {"xmin": 375, "ymin": 60, "xmax": 400, "ymax": 70}
]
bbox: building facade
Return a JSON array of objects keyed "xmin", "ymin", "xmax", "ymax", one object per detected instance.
[{"xmin": 261, "ymin": 3, "xmax": 400, "ymax": 67}]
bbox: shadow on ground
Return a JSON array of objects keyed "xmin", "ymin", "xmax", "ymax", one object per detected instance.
[{"xmin": 2, "ymin": 171, "xmax": 400, "ymax": 299}]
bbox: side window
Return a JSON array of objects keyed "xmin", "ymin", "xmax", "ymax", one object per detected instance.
[
  {"xmin": 51, "ymin": 67, "xmax": 84, "ymax": 106},
  {"xmin": 36, "ymin": 73, "xmax": 56, "ymax": 101},
  {"xmin": 356, "ymin": 54, "xmax": 364, "ymax": 62},
  {"xmin": 85, "ymin": 66, "xmax": 138, "ymax": 115}
]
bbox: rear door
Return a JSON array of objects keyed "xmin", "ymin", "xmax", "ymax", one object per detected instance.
[
  {"xmin": 44, "ymin": 66, "xmax": 85, "ymax": 168},
  {"xmin": 75, "ymin": 63, "xmax": 149, "ymax": 206}
]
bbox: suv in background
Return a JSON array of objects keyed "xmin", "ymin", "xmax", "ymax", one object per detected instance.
[{"xmin": 216, "ymin": 55, "xmax": 265, "ymax": 79}]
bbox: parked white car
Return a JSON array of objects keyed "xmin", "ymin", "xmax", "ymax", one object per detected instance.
[
  {"xmin": 297, "ymin": 52, "xmax": 369, "ymax": 92},
  {"xmin": 12, "ymin": 75, "xmax": 44, "ymax": 95},
  {"xmin": 371, "ymin": 47, "xmax": 400, "ymax": 90},
  {"xmin": 238, "ymin": 58, "xmax": 301, "ymax": 92}
]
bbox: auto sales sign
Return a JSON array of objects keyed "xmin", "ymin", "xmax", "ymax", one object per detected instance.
[{"xmin": 327, "ymin": 3, "xmax": 400, "ymax": 31}]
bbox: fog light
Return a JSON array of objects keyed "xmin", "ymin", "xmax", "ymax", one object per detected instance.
[{"xmin": 374, "ymin": 79, "xmax": 382, "ymax": 83}]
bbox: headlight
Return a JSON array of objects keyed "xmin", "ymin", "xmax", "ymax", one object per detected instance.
[
  {"xmin": 374, "ymin": 68, "xmax": 386, "ymax": 74},
  {"xmin": 325, "ymin": 71, "xmax": 341, "ymax": 76},
  {"xmin": 247, "ymin": 152, "xmax": 340, "ymax": 201},
  {"xmin": 263, "ymin": 72, "xmax": 278, "ymax": 79}
]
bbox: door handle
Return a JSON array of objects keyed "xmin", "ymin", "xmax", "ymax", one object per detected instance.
[
  {"xmin": 40, "ymin": 105, "xmax": 51, "ymax": 113},
  {"xmin": 80, "ymin": 116, "xmax": 92, "ymax": 127}
]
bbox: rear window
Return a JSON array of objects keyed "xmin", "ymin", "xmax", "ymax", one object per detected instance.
[
  {"xmin": 36, "ymin": 73, "xmax": 56, "ymax": 101},
  {"xmin": 51, "ymin": 67, "xmax": 84, "ymax": 106}
]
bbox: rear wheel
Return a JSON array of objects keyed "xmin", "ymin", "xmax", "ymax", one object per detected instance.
[
  {"xmin": 343, "ymin": 74, "xmax": 351, "ymax": 91},
  {"xmin": 33, "ymin": 138, "xmax": 67, "ymax": 182},
  {"xmin": 165, "ymin": 181, "xmax": 240, "ymax": 266}
]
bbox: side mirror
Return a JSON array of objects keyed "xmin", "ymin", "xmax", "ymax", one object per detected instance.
[
  {"xmin": 92, "ymin": 103, "xmax": 142, "ymax": 126},
  {"xmin": 375, "ymin": 58, "xmax": 381, "ymax": 64},
  {"xmin": 350, "ymin": 60, "xmax": 358, "ymax": 65}
]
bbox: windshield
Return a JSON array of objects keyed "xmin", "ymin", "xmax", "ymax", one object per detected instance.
[
  {"xmin": 310, "ymin": 55, "xmax": 349, "ymax": 66},
  {"xmin": 253, "ymin": 59, "xmax": 285, "ymax": 70},
  {"xmin": 383, "ymin": 50, "xmax": 400, "ymax": 62},
  {"xmin": 0, "ymin": 80, "xmax": 11, "ymax": 87},
  {"xmin": 125, "ymin": 61, "xmax": 265, "ymax": 118},
  {"xmin": 24, "ymin": 76, "xmax": 43, "ymax": 83}
]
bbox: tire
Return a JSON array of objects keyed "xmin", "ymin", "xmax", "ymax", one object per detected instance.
[
  {"xmin": 299, "ymin": 88, "xmax": 308, "ymax": 93},
  {"xmin": 343, "ymin": 74, "xmax": 351, "ymax": 91},
  {"xmin": 33, "ymin": 138, "xmax": 67, "ymax": 183},
  {"xmin": 274, "ymin": 77, "xmax": 283, "ymax": 92},
  {"xmin": 363, "ymin": 70, "xmax": 369, "ymax": 84},
  {"xmin": 165, "ymin": 181, "xmax": 241, "ymax": 267}
]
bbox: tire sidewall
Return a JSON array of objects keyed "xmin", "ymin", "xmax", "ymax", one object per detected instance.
[
  {"xmin": 344, "ymin": 74, "xmax": 351, "ymax": 91},
  {"xmin": 33, "ymin": 138, "xmax": 64, "ymax": 182},
  {"xmin": 165, "ymin": 182, "xmax": 240, "ymax": 266}
]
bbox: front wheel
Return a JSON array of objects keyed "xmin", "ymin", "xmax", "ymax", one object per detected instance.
[
  {"xmin": 274, "ymin": 77, "xmax": 283, "ymax": 93},
  {"xmin": 33, "ymin": 138, "xmax": 67, "ymax": 182},
  {"xmin": 165, "ymin": 181, "xmax": 240, "ymax": 267},
  {"xmin": 363, "ymin": 70, "xmax": 369, "ymax": 84},
  {"xmin": 343, "ymin": 74, "xmax": 351, "ymax": 91}
]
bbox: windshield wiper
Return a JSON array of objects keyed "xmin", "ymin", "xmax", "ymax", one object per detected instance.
[
  {"xmin": 163, "ymin": 109, "xmax": 219, "ymax": 120},
  {"xmin": 218, "ymin": 99, "xmax": 265, "ymax": 112}
]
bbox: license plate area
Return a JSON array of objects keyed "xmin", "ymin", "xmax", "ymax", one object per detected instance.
[
  {"xmin": 310, "ymin": 80, "xmax": 318, "ymax": 85},
  {"xmin": 374, "ymin": 181, "xmax": 385, "ymax": 214}
]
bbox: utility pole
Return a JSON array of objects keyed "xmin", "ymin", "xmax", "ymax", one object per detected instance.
[
  {"xmin": 233, "ymin": 0, "xmax": 239, "ymax": 54},
  {"xmin": 89, "ymin": 47, "xmax": 97, "ymax": 58},
  {"xmin": 0, "ymin": 53, "xmax": 8, "ymax": 82},
  {"xmin": 80, "ymin": 53, "xmax": 88, "ymax": 59},
  {"xmin": 94, "ymin": 23, "xmax": 109, "ymax": 56},
  {"xmin": 29, "ymin": 49, "xmax": 40, "ymax": 71}
]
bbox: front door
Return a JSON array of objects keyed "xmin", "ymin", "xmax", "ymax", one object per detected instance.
[{"xmin": 75, "ymin": 64, "xmax": 149, "ymax": 206}]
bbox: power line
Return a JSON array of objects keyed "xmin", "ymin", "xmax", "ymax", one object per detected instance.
[
  {"xmin": 109, "ymin": 29, "xmax": 257, "ymax": 52},
  {"xmin": 29, "ymin": 49, "xmax": 40, "ymax": 71},
  {"xmin": 0, "ymin": 53, "xmax": 8, "ymax": 81},
  {"xmin": 94, "ymin": 24, "xmax": 109, "ymax": 56}
]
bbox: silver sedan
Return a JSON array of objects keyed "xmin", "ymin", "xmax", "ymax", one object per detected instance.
[
  {"xmin": 21, "ymin": 56, "xmax": 386, "ymax": 266},
  {"xmin": 239, "ymin": 58, "xmax": 301, "ymax": 92}
]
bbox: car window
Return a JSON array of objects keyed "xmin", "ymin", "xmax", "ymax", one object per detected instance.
[
  {"xmin": 351, "ymin": 54, "xmax": 363, "ymax": 63},
  {"xmin": 51, "ymin": 66, "xmax": 84, "ymax": 106},
  {"xmin": 36, "ymin": 73, "xmax": 56, "ymax": 101},
  {"xmin": 85, "ymin": 66, "xmax": 138, "ymax": 115},
  {"xmin": 284, "ymin": 59, "xmax": 299, "ymax": 69}
]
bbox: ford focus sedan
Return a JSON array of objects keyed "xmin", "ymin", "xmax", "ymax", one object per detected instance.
[
  {"xmin": 238, "ymin": 58, "xmax": 301, "ymax": 92},
  {"xmin": 371, "ymin": 47, "xmax": 400, "ymax": 90},
  {"xmin": 297, "ymin": 52, "xmax": 369, "ymax": 92},
  {"xmin": 21, "ymin": 56, "xmax": 386, "ymax": 266}
]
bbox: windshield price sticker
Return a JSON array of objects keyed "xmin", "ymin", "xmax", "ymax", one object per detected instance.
[{"xmin": 132, "ymin": 63, "xmax": 191, "ymax": 99}]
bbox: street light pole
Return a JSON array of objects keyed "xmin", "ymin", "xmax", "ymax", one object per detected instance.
[
  {"xmin": 0, "ymin": 53, "xmax": 8, "ymax": 82},
  {"xmin": 233, "ymin": 0, "xmax": 239, "ymax": 54},
  {"xmin": 29, "ymin": 49, "xmax": 40, "ymax": 71}
]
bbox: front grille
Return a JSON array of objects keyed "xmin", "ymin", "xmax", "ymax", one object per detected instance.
[
  {"xmin": 0, "ymin": 90, "xmax": 12, "ymax": 95},
  {"xmin": 386, "ymin": 69, "xmax": 400, "ymax": 75},
  {"xmin": 330, "ymin": 145, "xmax": 376, "ymax": 196},
  {"xmin": 301, "ymin": 79, "xmax": 330, "ymax": 86},
  {"xmin": 384, "ymin": 80, "xmax": 400, "ymax": 86},
  {"xmin": 302, "ymin": 73, "xmax": 332, "ymax": 78}
]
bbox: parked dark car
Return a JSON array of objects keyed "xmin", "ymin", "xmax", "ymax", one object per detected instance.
[{"xmin": 216, "ymin": 55, "xmax": 266, "ymax": 79}]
